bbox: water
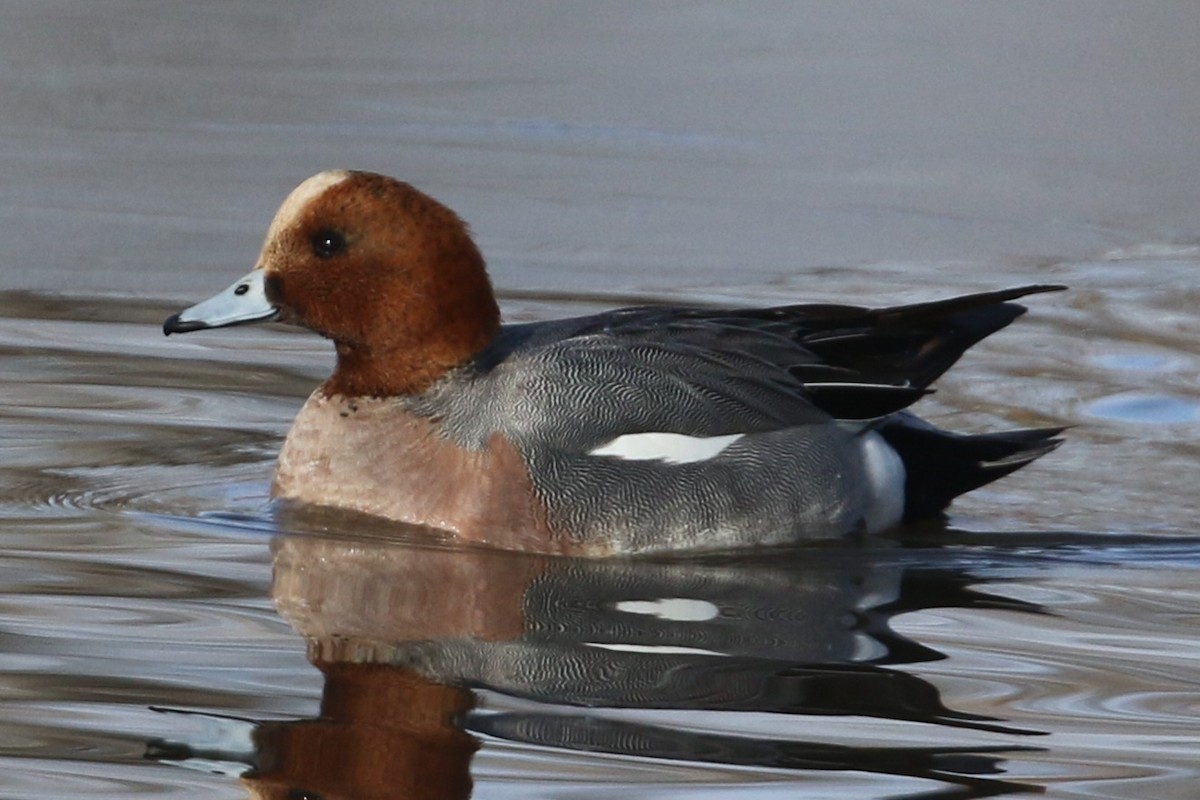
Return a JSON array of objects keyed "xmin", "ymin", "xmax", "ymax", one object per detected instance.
[
  {"xmin": 3, "ymin": 286, "xmax": 1199, "ymax": 799},
  {"xmin": 3, "ymin": 3, "xmax": 1200, "ymax": 798}
]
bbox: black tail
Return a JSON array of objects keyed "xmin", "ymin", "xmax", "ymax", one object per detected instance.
[{"xmin": 878, "ymin": 418, "xmax": 1066, "ymax": 521}]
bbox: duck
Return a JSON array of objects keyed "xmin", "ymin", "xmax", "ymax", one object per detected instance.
[{"xmin": 164, "ymin": 170, "xmax": 1064, "ymax": 555}]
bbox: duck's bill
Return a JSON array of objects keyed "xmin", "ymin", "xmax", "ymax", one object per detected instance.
[{"xmin": 163, "ymin": 270, "xmax": 279, "ymax": 335}]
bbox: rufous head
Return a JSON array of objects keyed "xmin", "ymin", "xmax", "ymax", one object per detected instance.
[{"xmin": 165, "ymin": 171, "xmax": 501, "ymax": 397}]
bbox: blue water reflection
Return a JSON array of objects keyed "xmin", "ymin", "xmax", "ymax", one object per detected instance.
[{"xmin": 1085, "ymin": 392, "xmax": 1200, "ymax": 425}]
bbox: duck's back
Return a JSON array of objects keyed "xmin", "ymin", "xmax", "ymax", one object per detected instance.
[{"xmin": 400, "ymin": 285, "xmax": 1062, "ymax": 553}]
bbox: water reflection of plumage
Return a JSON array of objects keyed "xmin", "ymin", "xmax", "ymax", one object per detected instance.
[
  {"xmin": 148, "ymin": 531, "xmax": 1046, "ymax": 798},
  {"xmin": 168, "ymin": 532, "xmax": 1043, "ymax": 799}
]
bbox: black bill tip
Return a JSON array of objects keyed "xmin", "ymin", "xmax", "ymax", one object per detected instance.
[{"xmin": 163, "ymin": 313, "xmax": 208, "ymax": 336}]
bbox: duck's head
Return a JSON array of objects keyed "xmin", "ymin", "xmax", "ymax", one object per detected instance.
[{"xmin": 164, "ymin": 171, "xmax": 500, "ymax": 397}]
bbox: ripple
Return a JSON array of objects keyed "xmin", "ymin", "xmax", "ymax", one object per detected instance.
[
  {"xmin": 0, "ymin": 375, "xmax": 282, "ymax": 520},
  {"xmin": 0, "ymin": 460, "xmax": 274, "ymax": 521},
  {"xmin": 1101, "ymin": 243, "xmax": 1200, "ymax": 261},
  {"xmin": 0, "ymin": 753, "xmax": 235, "ymax": 799},
  {"xmin": 895, "ymin": 568, "xmax": 1200, "ymax": 755},
  {"xmin": 4, "ymin": 286, "xmax": 1200, "ymax": 798},
  {"xmin": 1084, "ymin": 392, "xmax": 1200, "ymax": 424},
  {"xmin": 1089, "ymin": 352, "xmax": 1175, "ymax": 372}
]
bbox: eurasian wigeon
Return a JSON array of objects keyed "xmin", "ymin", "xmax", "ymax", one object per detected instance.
[{"xmin": 164, "ymin": 170, "xmax": 1063, "ymax": 555}]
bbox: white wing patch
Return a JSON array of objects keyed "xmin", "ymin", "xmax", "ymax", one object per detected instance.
[
  {"xmin": 583, "ymin": 642, "xmax": 728, "ymax": 656},
  {"xmin": 588, "ymin": 432, "xmax": 744, "ymax": 464},
  {"xmin": 615, "ymin": 597, "xmax": 720, "ymax": 622}
]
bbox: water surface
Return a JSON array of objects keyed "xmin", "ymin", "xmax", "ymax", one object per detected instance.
[
  {"xmin": 2, "ymin": 3, "xmax": 1199, "ymax": 798},
  {"xmin": 2, "ymin": 286, "xmax": 1199, "ymax": 799}
]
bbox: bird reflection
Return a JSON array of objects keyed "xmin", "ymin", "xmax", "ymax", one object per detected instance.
[{"xmin": 148, "ymin": 518, "xmax": 1047, "ymax": 799}]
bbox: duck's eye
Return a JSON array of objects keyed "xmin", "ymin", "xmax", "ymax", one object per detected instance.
[{"xmin": 310, "ymin": 229, "xmax": 346, "ymax": 259}]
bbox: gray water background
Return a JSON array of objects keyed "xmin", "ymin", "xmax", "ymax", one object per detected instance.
[{"xmin": 1, "ymin": 4, "xmax": 1199, "ymax": 798}]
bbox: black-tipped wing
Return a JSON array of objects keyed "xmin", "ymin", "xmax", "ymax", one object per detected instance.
[
  {"xmin": 784, "ymin": 284, "xmax": 1064, "ymax": 389},
  {"xmin": 485, "ymin": 285, "xmax": 1063, "ymax": 442}
]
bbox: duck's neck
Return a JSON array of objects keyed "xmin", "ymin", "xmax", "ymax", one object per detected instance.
[
  {"xmin": 321, "ymin": 241, "xmax": 502, "ymax": 398},
  {"xmin": 322, "ymin": 309, "xmax": 501, "ymax": 399},
  {"xmin": 322, "ymin": 344, "xmax": 451, "ymax": 398}
]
